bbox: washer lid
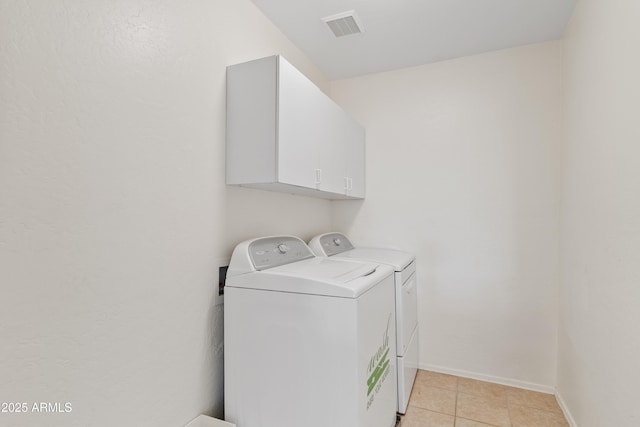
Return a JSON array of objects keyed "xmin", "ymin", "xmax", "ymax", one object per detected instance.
[
  {"xmin": 271, "ymin": 256, "xmax": 376, "ymax": 282},
  {"xmin": 227, "ymin": 257, "xmax": 393, "ymax": 298}
]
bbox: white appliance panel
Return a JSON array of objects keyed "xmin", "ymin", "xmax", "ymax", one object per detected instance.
[
  {"xmin": 397, "ymin": 326, "xmax": 419, "ymax": 414},
  {"xmin": 225, "ymin": 287, "xmax": 358, "ymax": 427},
  {"xmin": 397, "ymin": 270, "xmax": 418, "ymax": 356},
  {"xmin": 397, "ymin": 259, "xmax": 416, "ymax": 284},
  {"xmin": 357, "ymin": 274, "xmax": 398, "ymax": 427},
  {"xmin": 225, "ymin": 276, "xmax": 397, "ymax": 427}
]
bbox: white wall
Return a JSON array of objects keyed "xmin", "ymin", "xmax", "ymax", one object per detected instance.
[
  {"xmin": 0, "ymin": 1, "xmax": 331, "ymax": 426},
  {"xmin": 330, "ymin": 42, "xmax": 562, "ymax": 390},
  {"xmin": 559, "ymin": 0, "xmax": 640, "ymax": 425}
]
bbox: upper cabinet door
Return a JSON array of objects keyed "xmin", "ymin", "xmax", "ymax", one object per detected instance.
[
  {"xmin": 278, "ymin": 57, "xmax": 346, "ymax": 195},
  {"xmin": 277, "ymin": 57, "xmax": 322, "ymax": 190},
  {"xmin": 316, "ymin": 92, "xmax": 348, "ymax": 195}
]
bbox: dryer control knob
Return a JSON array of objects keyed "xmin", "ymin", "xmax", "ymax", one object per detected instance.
[
  {"xmin": 333, "ymin": 238, "xmax": 342, "ymax": 246},
  {"xmin": 277, "ymin": 244, "xmax": 290, "ymax": 254}
]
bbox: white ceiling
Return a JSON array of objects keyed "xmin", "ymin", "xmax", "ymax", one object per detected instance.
[{"xmin": 250, "ymin": 0, "xmax": 577, "ymax": 80}]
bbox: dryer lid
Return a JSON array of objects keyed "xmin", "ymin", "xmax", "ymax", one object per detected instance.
[
  {"xmin": 309, "ymin": 232, "xmax": 414, "ymax": 271},
  {"xmin": 270, "ymin": 256, "xmax": 376, "ymax": 283},
  {"xmin": 333, "ymin": 247, "xmax": 414, "ymax": 272}
]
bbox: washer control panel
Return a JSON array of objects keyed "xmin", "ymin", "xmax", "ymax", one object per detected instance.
[
  {"xmin": 249, "ymin": 236, "xmax": 314, "ymax": 270},
  {"xmin": 318, "ymin": 233, "xmax": 354, "ymax": 256}
]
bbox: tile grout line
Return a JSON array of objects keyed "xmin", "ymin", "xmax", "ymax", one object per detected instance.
[
  {"xmin": 454, "ymin": 377, "xmax": 458, "ymax": 423},
  {"xmin": 508, "ymin": 393, "xmax": 515, "ymax": 427}
]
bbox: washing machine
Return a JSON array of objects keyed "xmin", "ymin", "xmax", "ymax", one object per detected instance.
[
  {"xmin": 224, "ymin": 235, "xmax": 397, "ymax": 427},
  {"xmin": 308, "ymin": 232, "xmax": 418, "ymax": 414}
]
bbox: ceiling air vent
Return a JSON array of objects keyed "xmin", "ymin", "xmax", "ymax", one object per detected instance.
[{"xmin": 322, "ymin": 10, "xmax": 364, "ymax": 37}]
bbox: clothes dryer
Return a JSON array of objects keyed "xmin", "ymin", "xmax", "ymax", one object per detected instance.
[
  {"xmin": 224, "ymin": 235, "xmax": 397, "ymax": 427},
  {"xmin": 309, "ymin": 232, "xmax": 418, "ymax": 414}
]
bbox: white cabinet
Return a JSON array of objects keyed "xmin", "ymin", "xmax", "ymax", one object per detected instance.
[{"xmin": 226, "ymin": 55, "xmax": 365, "ymax": 199}]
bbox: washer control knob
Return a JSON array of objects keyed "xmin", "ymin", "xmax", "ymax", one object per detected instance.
[
  {"xmin": 333, "ymin": 238, "xmax": 342, "ymax": 246},
  {"xmin": 277, "ymin": 243, "xmax": 290, "ymax": 254}
]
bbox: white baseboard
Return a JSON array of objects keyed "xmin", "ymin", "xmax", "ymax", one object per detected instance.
[
  {"xmin": 555, "ymin": 390, "xmax": 578, "ymax": 427},
  {"xmin": 419, "ymin": 363, "xmax": 555, "ymax": 394}
]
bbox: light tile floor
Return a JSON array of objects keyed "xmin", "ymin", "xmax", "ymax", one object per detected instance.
[{"xmin": 401, "ymin": 370, "xmax": 570, "ymax": 427}]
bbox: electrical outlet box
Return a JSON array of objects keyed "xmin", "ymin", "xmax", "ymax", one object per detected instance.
[
  {"xmin": 219, "ymin": 266, "xmax": 228, "ymax": 297},
  {"xmin": 214, "ymin": 257, "xmax": 230, "ymax": 306}
]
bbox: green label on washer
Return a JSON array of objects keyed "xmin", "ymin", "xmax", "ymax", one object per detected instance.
[
  {"xmin": 366, "ymin": 315, "xmax": 392, "ymax": 409},
  {"xmin": 367, "ymin": 347, "xmax": 390, "ymax": 396}
]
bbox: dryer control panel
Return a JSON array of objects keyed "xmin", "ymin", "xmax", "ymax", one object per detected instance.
[
  {"xmin": 317, "ymin": 232, "xmax": 355, "ymax": 256},
  {"xmin": 249, "ymin": 236, "xmax": 314, "ymax": 270}
]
